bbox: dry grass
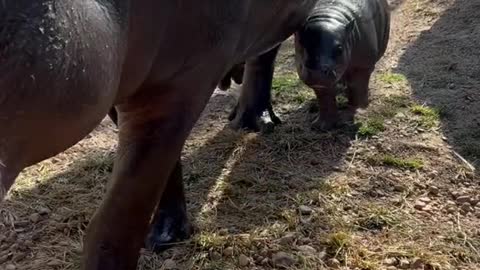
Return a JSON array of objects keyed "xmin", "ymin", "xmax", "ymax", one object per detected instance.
[{"xmin": 1, "ymin": 0, "xmax": 480, "ymax": 270}]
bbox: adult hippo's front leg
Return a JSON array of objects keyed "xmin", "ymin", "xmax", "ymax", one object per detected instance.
[
  {"xmin": 104, "ymin": 109, "xmax": 192, "ymax": 251},
  {"xmin": 145, "ymin": 159, "xmax": 192, "ymax": 252},
  {"xmin": 83, "ymin": 82, "xmax": 215, "ymax": 270},
  {"xmin": 228, "ymin": 45, "xmax": 282, "ymax": 132}
]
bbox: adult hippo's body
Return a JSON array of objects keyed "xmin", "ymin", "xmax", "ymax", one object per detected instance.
[{"xmin": 0, "ymin": 1, "xmax": 316, "ymax": 269}]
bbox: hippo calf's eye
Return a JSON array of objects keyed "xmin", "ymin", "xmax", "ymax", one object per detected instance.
[{"xmin": 333, "ymin": 45, "xmax": 343, "ymax": 57}]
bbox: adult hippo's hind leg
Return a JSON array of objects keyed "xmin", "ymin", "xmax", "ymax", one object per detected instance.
[
  {"xmin": 83, "ymin": 83, "xmax": 214, "ymax": 270},
  {"xmin": 145, "ymin": 159, "xmax": 192, "ymax": 252},
  {"xmin": 229, "ymin": 45, "xmax": 281, "ymax": 132}
]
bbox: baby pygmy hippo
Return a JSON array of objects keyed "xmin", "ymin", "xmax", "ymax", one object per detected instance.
[{"xmin": 295, "ymin": 0, "xmax": 390, "ymax": 130}]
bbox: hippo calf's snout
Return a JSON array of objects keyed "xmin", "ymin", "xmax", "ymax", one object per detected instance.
[{"xmin": 300, "ymin": 65, "xmax": 337, "ymax": 88}]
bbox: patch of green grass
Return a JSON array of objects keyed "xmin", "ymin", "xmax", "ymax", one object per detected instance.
[
  {"xmin": 272, "ymin": 73, "xmax": 302, "ymax": 94},
  {"xmin": 326, "ymin": 231, "xmax": 352, "ymax": 257},
  {"xmin": 272, "ymin": 73, "xmax": 315, "ymax": 104},
  {"xmin": 378, "ymin": 72, "xmax": 407, "ymax": 85},
  {"xmin": 358, "ymin": 118, "xmax": 385, "ymax": 137},
  {"xmin": 410, "ymin": 105, "xmax": 440, "ymax": 128},
  {"xmin": 377, "ymin": 154, "xmax": 424, "ymax": 170},
  {"xmin": 356, "ymin": 206, "xmax": 401, "ymax": 231}
]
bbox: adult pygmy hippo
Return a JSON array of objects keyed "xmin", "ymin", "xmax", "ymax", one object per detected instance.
[
  {"xmin": 227, "ymin": 0, "xmax": 391, "ymax": 131},
  {"xmin": 0, "ymin": 1, "xmax": 316, "ymax": 270}
]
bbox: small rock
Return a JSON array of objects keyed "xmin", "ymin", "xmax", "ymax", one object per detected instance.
[
  {"xmin": 272, "ymin": 252, "xmax": 296, "ymax": 268},
  {"xmin": 383, "ymin": 257, "xmax": 397, "ymax": 266},
  {"xmin": 210, "ymin": 251, "xmax": 222, "ymax": 261},
  {"xmin": 414, "ymin": 201, "xmax": 426, "ymax": 210},
  {"xmin": 38, "ymin": 207, "xmax": 51, "ymax": 215},
  {"xmin": 451, "ymin": 191, "xmax": 460, "ymax": 199},
  {"xmin": 238, "ymin": 254, "xmax": 250, "ymax": 267},
  {"xmin": 411, "ymin": 257, "xmax": 424, "ymax": 269},
  {"xmin": 327, "ymin": 258, "xmax": 341, "ymax": 268},
  {"xmin": 297, "ymin": 245, "xmax": 317, "ymax": 255},
  {"xmin": 419, "ymin": 197, "xmax": 431, "ymax": 203},
  {"xmin": 29, "ymin": 213, "xmax": 41, "ymax": 223},
  {"xmin": 6, "ymin": 264, "xmax": 16, "ymax": 270},
  {"xmin": 298, "ymin": 205, "xmax": 313, "ymax": 215},
  {"xmin": 422, "ymin": 204, "xmax": 433, "ymax": 212},
  {"xmin": 461, "ymin": 203, "xmax": 472, "ymax": 213},
  {"xmin": 470, "ymin": 197, "xmax": 479, "ymax": 207},
  {"xmin": 223, "ymin": 247, "xmax": 234, "ymax": 256},
  {"xmin": 393, "ymin": 185, "xmax": 406, "ymax": 192},
  {"xmin": 162, "ymin": 259, "xmax": 177, "ymax": 270},
  {"xmin": 398, "ymin": 258, "xmax": 410, "ymax": 269},
  {"xmin": 428, "ymin": 186, "xmax": 439, "ymax": 195},
  {"xmin": 279, "ymin": 233, "xmax": 296, "ymax": 245},
  {"xmin": 456, "ymin": 195, "xmax": 471, "ymax": 204}
]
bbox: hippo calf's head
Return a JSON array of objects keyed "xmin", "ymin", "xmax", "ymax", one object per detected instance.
[{"xmin": 294, "ymin": 19, "xmax": 355, "ymax": 88}]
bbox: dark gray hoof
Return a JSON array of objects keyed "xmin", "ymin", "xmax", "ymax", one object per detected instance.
[
  {"xmin": 311, "ymin": 115, "xmax": 339, "ymax": 132},
  {"xmin": 145, "ymin": 208, "xmax": 192, "ymax": 252}
]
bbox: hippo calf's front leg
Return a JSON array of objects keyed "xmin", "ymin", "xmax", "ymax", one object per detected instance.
[
  {"xmin": 345, "ymin": 67, "xmax": 374, "ymax": 116},
  {"xmin": 311, "ymin": 87, "xmax": 339, "ymax": 131},
  {"xmin": 229, "ymin": 45, "xmax": 281, "ymax": 132}
]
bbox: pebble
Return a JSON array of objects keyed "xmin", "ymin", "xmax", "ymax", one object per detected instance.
[
  {"xmin": 29, "ymin": 213, "xmax": 41, "ymax": 223},
  {"xmin": 210, "ymin": 251, "xmax": 221, "ymax": 261},
  {"xmin": 327, "ymin": 258, "xmax": 340, "ymax": 268},
  {"xmin": 297, "ymin": 245, "xmax": 317, "ymax": 255},
  {"xmin": 411, "ymin": 257, "xmax": 424, "ymax": 269},
  {"xmin": 470, "ymin": 197, "xmax": 479, "ymax": 207},
  {"xmin": 38, "ymin": 207, "xmax": 51, "ymax": 215},
  {"xmin": 238, "ymin": 254, "xmax": 250, "ymax": 267},
  {"xmin": 456, "ymin": 195, "xmax": 471, "ymax": 204},
  {"xmin": 383, "ymin": 257, "xmax": 397, "ymax": 266},
  {"xmin": 223, "ymin": 247, "xmax": 234, "ymax": 256},
  {"xmin": 162, "ymin": 259, "xmax": 177, "ymax": 270},
  {"xmin": 419, "ymin": 197, "xmax": 431, "ymax": 203},
  {"xmin": 272, "ymin": 252, "xmax": 296, "ymax": 268},
  {"xmin": 414, "ymin": 200, "xmax": 426, "ymax": 210},
  {"xmin": 6, "ymin": 264, "xmax": 16, "ymax": 270},
  {"xmin": 299, "ymin": 205, "xmax": 313, "ymax": 215},
  {"xmin": 461, "ymin": 203, "xmax": 472, "ymax": 213},
  {"xmin": 428, "ymin": 186, "xmax": 439, "ymax": 195},
  {"xmin": 398, "ymin": 258, "xmax": 410, "ymax": 269},
  {"xmin": 279, "ymin": 233, "xmax": 296, "ymax": 245}
]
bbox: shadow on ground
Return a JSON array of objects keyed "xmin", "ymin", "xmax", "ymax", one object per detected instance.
[
  {"xmin": 394, "ymin": 0, "xmax": 480, "ymax": 167},
  {"xmin": 1, "ymin": 89, "xmax": 355, "ymax": 269}
]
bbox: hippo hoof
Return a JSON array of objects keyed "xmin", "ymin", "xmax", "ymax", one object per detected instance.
[
  {"xmin": 145, "ymin": 211, "xmax": 193, "ymax": 252},
  {"xmin": 311, "ymin": 116, "xmax": 338, "ymax": 132},
  {"xmin": 229, "ymin": 110, "xmax": 280, "ymax": 133}
]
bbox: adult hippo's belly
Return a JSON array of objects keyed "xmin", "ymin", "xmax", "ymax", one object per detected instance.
[{"xmin": 0, "ymin": 1, "xmax": 315, "ymax": 270}]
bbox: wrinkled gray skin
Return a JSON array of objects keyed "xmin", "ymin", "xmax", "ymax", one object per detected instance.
[
  {"xmin": 227, "ymin": 0, "xmax": 390, "ymax": 131},
  {"xmin": 0, "ymin": 1, "xmax": 316, "ymax": 269}
]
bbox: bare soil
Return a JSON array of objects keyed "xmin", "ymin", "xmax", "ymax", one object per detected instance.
[{"xmin": 1, "ymin": 0, "xmax": 479, "ymax": 269}]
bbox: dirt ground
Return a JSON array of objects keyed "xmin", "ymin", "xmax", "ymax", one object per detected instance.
[{"xmin": 1, "ymin": 0, "xmax": 479, "ymax": 269}]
